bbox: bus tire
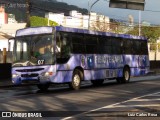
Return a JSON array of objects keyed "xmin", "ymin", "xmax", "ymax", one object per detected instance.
[
  {"xmin": 91, "ymin": 79, "xmax": 104, "ymax": 86},
  {"xmin": 69, "ymin": 70, "xmax": 82, "ymax": 90},
  {"xmin": 37, "ymin": 83, "xmax": 49, "ymax": 91},
  {"xmin": 122, "ymin": 66, "xmax": 130, "ymax": 83}
]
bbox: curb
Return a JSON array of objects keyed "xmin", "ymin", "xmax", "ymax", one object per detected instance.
[{"xmin": 149, "ymin": 69, "xmax": 160, "ymax": 75}]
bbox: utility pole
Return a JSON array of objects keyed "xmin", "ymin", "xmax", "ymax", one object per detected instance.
[
  {"xmin": 26, "ymin": 0, "xmax": 31, "ymax": 27},
  {"xmin": 138, "ymin": 11, "xmax": 141, "ymax": 36}
]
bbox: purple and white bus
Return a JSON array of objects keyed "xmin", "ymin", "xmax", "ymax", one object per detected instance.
[{"xmin": 11, "ymin": 26, "xmax": 149, "ymax": 90}]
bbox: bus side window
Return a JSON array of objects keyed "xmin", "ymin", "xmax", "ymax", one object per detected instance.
[
  {"xmin": 61, "ymin": 33, "xmax": 71, "ymax": 57},
  {"xmin": 56, "ymin": 33, "xmax": 61, "ymax": 54},
  {"xmin": 141, "ymin": 41, "xmax": 148, "ymax": 55},
  {"xmin": 123, "ymin": 39, "xmax": 132, "ymax": 54},
  {"xmin": 132, "ymin": 40, "xmax": 138, "ymax": 55},
  {"xmin": 112, "ymin": 37, "xmax": 123, "ymax": 54},
  {"xmin": 85, "ymin": 35, "xmax": 98, "ymax": 54},
  {"xmin": 134, "ymin": 40, "xmax": 141, "ymax": 55},
  {"xmin": 56, "ymin": 32, "xmax": 71, "ymax": 64},
  {"xmin": 71, "ymin": 33, "xmax": 85, "ymax": 54}
]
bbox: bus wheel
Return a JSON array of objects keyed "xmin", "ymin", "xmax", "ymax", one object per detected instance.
[
  {"xmin": 122, "ymin": 67, "xmax": 130, "ymax": 83},
  {"xmin": 91, "ymin": 79, "xmax": 104, "ymax": 86},
  {"xmin": 116, "ymin": 67, "xmax": 130, "ymax": 83},
  {"xmin": 37, "ymin": 83, "xmax": 50, "ymax": 91},
  {"xmin": 69, "ymin": 70, "xmax": 82, "ymax": 90}
]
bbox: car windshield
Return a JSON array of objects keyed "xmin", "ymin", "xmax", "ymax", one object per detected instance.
[{"xmin": 12, "ymin": 34, "xmax": 55, "ymax": 67}]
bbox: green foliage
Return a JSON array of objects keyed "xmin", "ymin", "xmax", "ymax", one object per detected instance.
[
  {"xmin": 30, "ymin": 16, "xmax": 59, "ymax": 27},
  {"xmin": 149, "ymin": 43, "xmax": 160, "ymax": 52},
  {"xmin": 127, "ymin": 26, "xmax": 160, "ymax": 43},
  {"xmin": 158, "ymin": 43, "xmax": 160, "ymax": 51},
  {"xmin": 127, "ymin": 26, "xmax": 139, "ymax": 36},
  {"xmin": 150, "ymin": 43, "xmax": 157, "ymax": 51},
  {"xmin": 109, "ymin": 19, "xmax": 127, "ymax": 34},
  {"xmin": 142, "ymin": 26, "xmax": 160, "ymax": 43}
]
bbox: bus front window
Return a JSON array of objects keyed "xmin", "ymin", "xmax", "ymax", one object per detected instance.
[{"xmin": 12, "ymin": 34, "xmax": 55, "ymax": 67}]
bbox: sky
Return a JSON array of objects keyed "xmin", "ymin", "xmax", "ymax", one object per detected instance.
[{"xmin": 56, "ymin": 0, "xmax": 160, "ymax": 25}]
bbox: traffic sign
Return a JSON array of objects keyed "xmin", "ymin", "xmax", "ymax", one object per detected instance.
[{"xmin": 109, "ymin": 0, "xmax": 145, "ymax": 11}]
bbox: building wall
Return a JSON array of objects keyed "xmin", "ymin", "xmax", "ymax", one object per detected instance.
[
  {"xmin": 8, "ymin": 14, "xmax": 17, "ymax": 24},
  {"xmin": 0, "ymin": 6, "xmax": 8, "ymax": 24},
  {"xmin": 148, "ymin": 43, "xmax": 160, "ymax": 61},
  {"xmin": 0, "ymin": 23, "xmax": 26, "ymax": 36},
  {"xmin": 83, "ymin": 15, "xmax": 89, "ymax": 29},
  {"xmin": 46, "ymin": 12, "xmax": 64, "ymax": 25},
  {"xmin": 149, "ymin": 52, "xmax": 160, "ymax": 61},
  {"xmin": 0, "ymin": 39, "xmax": 8, "ymax": 51},
  {"xmin": 46, "ymin": 11, "xmax": 110, "ymax": 30}
]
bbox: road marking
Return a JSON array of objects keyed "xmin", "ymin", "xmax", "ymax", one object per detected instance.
[
  {"xmin": 61, "ymin": 91, "xmax": 160, "ymax": 120},
  {"xmin": 129, "ymin": 98, "xmax": 160, "ymax": 101},
  {"xmin": 107, "ymin": 104, "xmax": 160, "ymax": 108},
  {"xmin": 148, "ymin": 94, "xmax": 160, "ymax": 96}
]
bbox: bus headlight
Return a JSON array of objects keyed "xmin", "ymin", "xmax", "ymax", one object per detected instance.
[
  {"xmin": 41, "ymin": 72, "xmax": 53, "ymax": 77},
  {"xmin": 12, "ymin": 74, "xmax": 19, "ymax": 78}
]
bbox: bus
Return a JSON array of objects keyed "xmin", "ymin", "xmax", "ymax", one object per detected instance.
[{"xmin": 10, "ymin": 26, "xmax": 149, "ymax": 91}]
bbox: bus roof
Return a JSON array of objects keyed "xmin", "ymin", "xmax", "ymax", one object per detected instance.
[
  {"xmin": 16, "ymin": 26, "xmax": 53, "ymax": 37},
  {"xmin": 15, "ymin": 26, "xmax": 147, "ymax": 40},
  {"xmin": 55, "ymin": 26, "xmax": 147, "ymax": 40}
]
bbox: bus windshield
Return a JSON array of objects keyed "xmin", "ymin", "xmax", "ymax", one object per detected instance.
[{"xmin": 12, "ymin": 34, "xmax": 54, "ymax": 67}]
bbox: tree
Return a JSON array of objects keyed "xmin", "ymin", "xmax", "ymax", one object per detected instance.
[
  {"xmin": 127, "ymin": 25, "xmax": 160, "ymax": 43},
  {"xmin": 109, "ymin": 22, "xmax": 126, "ymax": 34},
  {"xmin": 30, "ymin": 16, "xmax": 58, "ymax": 27},
  {"xmin": 91, "ymin": 19, "xmax": 109, "ymax": 32},
  {"xmin": 109, "ymin": 19, "xmax": 128, "ymax": 34}
]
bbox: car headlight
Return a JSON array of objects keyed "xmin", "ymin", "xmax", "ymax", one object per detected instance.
[
  {"xmin": 12, "ymin": 74, "xmax": 19, "ymax": 78},
  {"xmin": 41, "ymin": 72, "xmax": 53, "ymax": 76}
]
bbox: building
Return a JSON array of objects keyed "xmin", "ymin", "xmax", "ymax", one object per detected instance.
[
  {"xmin": 0, "ymin": 32, "xmax": 13, "ymax": 63},
  {"xmin": 45, "ymin": 10, "xmax": 110, "ymax": 30},
  {"xmin": 0, "ymin": 32, "xmax": 12, "ymax": 51},
  {"xmin": 0, "ymin": 6, "xmax": 8, "ymax": 25},
  {"xmin": 69, "ymin": 10, "xmax": 83, "ymax": 28},
  {"xmin": 89, "ymin": 12, "xmax": 97, "ymax": 29},
  {"xmin": 8, "ymin": 14, "xmax": 17, "ymax": 24},
  {"xmin": 89, "ymin": 12, "xmax": 110, "ymax": 31},
  {"xmin": 0, "ymin": 23, "xmax": 26, "ymax": 36},
  {"xmin": 64, "ymin": 16, "xmax": 74, "ymax": 27},
  {"xmin": 83, "ymin": 15, "xmax": 89, "ymax": 29},
  {"xmin": 45, "ymin": 12, "xmax": 65, "ymax": 25}
]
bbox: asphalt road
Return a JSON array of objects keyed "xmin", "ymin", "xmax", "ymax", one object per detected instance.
[{"xmin": 0, "ymin": 75, "xmax": 160, "ymax": 120}]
